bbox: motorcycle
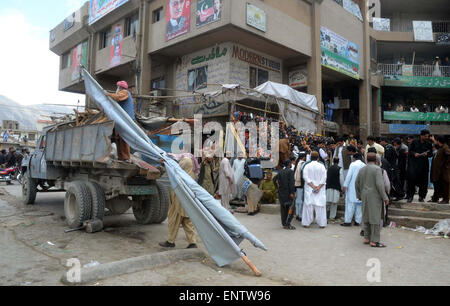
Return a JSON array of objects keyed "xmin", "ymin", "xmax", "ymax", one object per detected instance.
[{"xmin": 0, "ymin": 166, "xmax": 21, "ymax": 185}]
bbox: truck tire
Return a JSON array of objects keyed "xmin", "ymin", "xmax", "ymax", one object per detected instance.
[
  {"xmin": 22, "ymin": 171, "xmax": 37, "ymax": 205},
  {"xmin": 64, "ymin": 181, "xmax": 92, "ymax": 229},
  {"xmin": 85, "ymin": 181, "xmax": 105, "ymax": 221},
  {"xmin": 133, "ymin": 182, "xmax": 169, "ymax": 225}
]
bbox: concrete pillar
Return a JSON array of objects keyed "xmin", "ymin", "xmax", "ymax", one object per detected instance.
[
  {"xmin": 138, "ymin": 0, "xmax": 151, "ymax": 96},
  {"xmin": 372, "ymin": 87, "xmax": 382, "ymax": 136},
  {"xmin": 307, "ymin": 0, "xmax": 323, "ymax": 135},
  {"xmin": 359, "ymin": 0, "xmax": 372, "ymax": 141},
  {"xmin": 86, "ymin": 31, "xmax": 98, "ymax": 109}
]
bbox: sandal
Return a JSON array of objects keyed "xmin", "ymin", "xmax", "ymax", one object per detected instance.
[
  {"xmin": 370, "ymin": 242, "xmax": 387, "ymax": 248},
  {"xmin": 363, "ymin": 239, "xmax": 370, "ymax": 245},
  {"xmin": 284, "ymin": 225, "xmax": 296, "ymax": 230}
]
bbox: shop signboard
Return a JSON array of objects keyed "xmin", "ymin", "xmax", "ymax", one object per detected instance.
[
  {"xmin": 196, "ymin": 0, "xmax": 222, "ymax": 27},
  {"xmin": 166, "ymin": 0, "xmax": 191, "ymax": 41},
  {"xmin": 246, "ymin": 3, "xmax": 266, "ymax": 32},
  {"xmin": 413, "ymin": 21, "xmax": 434, "ymax": 42},
  {"xmin": 436, "ymin": 33, "xmax": 450, "ymax": 45},
  {"xmin": 320, "ymin": 27, "xmax": 360, "ymax": 79},
  {"xmin": 288, "ymin": 69, "xmax": 308, "ymax": 88},
  {"xmin": 384, "ymin": 112, "xmax": 449, "ymax": 122},
  {"xmin": 89, "ymin": 0, "xmax": 129, "ymax": 25},
  {"xmin": 389, "ymin": 124, "xmax": 430, "ymax": 135},
  {"xmin": 384, "ymin": 75, "xmax": 450, "ymax": 89}
]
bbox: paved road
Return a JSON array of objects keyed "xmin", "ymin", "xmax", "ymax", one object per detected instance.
[{"xmin": 0, "ymin": 183, "xmax": 449, "ymax": 286}]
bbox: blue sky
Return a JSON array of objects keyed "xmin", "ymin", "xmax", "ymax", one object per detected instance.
[{"xmin": 0, "ymin": 0, "xmax": 87, "ymax": 106}]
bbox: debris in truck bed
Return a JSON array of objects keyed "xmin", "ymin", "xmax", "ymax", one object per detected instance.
[{"xmin": 74, "ymin": 109, "xmax": 109, "ymax": 127}]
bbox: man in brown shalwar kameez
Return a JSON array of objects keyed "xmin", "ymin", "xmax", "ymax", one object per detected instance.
[{"xmin": 159, "ymin": 157, "xmax": 198, "ymax": 249}]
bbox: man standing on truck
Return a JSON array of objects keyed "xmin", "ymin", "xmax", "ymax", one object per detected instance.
[{"xmin": 106, "ymin": 80, "xmax": 136, "ymax": 162}]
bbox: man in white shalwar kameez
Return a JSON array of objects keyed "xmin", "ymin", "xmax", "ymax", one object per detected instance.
[
  {"xmin": 342, "ymin": 153, "xmax": 366, "ymax": 226},
  {"xmin": 302, "ymin": 152, "xmax": 328, "ymax": 228},
  {"xmin": 232, "ymin": 153, "xmax": 246, "ymax": 200},
  {"xmin": 218, "ymin": 156, "xmax": 237, "ymax": 212}
]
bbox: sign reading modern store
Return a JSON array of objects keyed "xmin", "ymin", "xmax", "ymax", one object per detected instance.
[
  {"xmin": 320, "ymin": 27, "xmax": 360, "ymax": 79},
  {"xmin": 232, "ymin": 45, "xmax": 281, "ymax": 72},
  {"xmin": 89, "ymin": 0, "xmax": 129, "ymax": 25}
]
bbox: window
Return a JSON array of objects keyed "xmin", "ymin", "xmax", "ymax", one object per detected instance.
[
  {"xmin": 153, "ymin": 7, "xmax": 163, "ymax": 23},
  {"xmin": 61, "ymin": 52, "xmax": 71, "ymax": 70},
  {"xmin": 100, "ymin": 29, "xmax": 111, "ymax": 50},
  {"xmin": 188, "ymin": 66, "xmax": 208, "ymax": 92},
  {"xmin": 151, "ymin": 77, "xmax": 166, "ymax": 96},
  {"xmin": 249, "ymin": 67, "xmax": 269, "ymax": 88},
  {"xmin": 125, "ymin": 14, "xmax": 139, "ymax": 37}
]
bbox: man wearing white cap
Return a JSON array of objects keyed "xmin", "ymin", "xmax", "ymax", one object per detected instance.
[{"xmin": 106, "ymin": 80, "xmax": 136, "ymax": 162}]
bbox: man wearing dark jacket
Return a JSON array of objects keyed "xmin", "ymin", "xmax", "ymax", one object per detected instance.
[
  {"xmin": 406, "ymin": 130, "xmax": 433, "ymax": 203},
  {"xmin": 274, "ymin": 159, "xmax": 296, "ymax": 230},
  {"xmin": 0, "ymin": 149, "xmax": 6, "ymax": 167},
  {"xmin": 430, "ymin": 136, "xmax": 450, "ymax": 204},
  {"xmin": 393, "ymin": 138, "xmax": 408, "ymax": 196},
  {"xmin": 381, "ymin": 137, "xmax": 404, "ymax": 200}
]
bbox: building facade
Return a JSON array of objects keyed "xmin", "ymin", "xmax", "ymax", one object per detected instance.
[{"xmin": 49, "ymin": 0, "xmax": 450, "ymax": 139}]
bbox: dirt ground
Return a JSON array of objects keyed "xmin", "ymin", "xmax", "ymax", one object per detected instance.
[{"xmin": 0, "ymin": 183, "xmax": 449, "ymax": 286}]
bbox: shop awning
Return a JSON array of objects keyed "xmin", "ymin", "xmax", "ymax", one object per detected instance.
[
  {"xmin": 201, "ymin": 82, "xmax": 319, "ymax": 133},
  {"xmin": 254, "ymin": 81, "xmax": 318, "ymax": 112}
]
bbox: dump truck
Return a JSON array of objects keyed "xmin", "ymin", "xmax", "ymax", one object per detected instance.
[{"xmin": 21, "ymin": 120, "xmax": 169, "ymax": 230}]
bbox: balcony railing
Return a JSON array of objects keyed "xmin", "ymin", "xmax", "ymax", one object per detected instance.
[
  {"xmin": 378, "ymin": 64, "xmax": 450, "ymax": 77},
  {"xmin": 373, "ymin": 20, "xmax": 450, "ymax": 33}
]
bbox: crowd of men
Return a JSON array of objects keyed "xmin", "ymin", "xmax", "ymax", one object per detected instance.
[{"xmin": 0, "ymin": 147, "xmax": 29, "ymax": 169}]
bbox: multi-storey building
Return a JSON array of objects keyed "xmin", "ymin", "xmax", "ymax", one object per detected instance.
[
  {"xmin": 371, "ymin": 0, "xmax": 450, "ymax": 136},
  {"xmin": 49, "ymin": 0, "xmax": 449, "ymax": 139}
]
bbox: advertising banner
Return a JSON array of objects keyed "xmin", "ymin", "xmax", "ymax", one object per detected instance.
[
  {"xmin": 71, "ymin": 41, "xmax": 88, "ymax": 81},
  {"xmin": 389, "ymin": 124, "xmax": 430, "ymax": 135},
  {"xmin": 384, "ymin": 75, "xmax": 450, "ymax": 89},
  {"xmin": 166, "ymin": 0, "xmax": 191, "ymax": 41},
  {"xmin": 246, "ymin": 3, "xmax": 266, "ymax": 32},
  {"xmin": 373, "ymin": 17, "xmax": 390, "ymax": 32},
  {"xmin": 343, "ymin": 0, "xmax": 363, "ymax": 21},
  {"xmin": 384, "ymin": 112, "xmax": 449, "ymax": 122},
  {"xmin": 89, "ymin": 0, "xmax": 129, "ymax": 25},
  {"xmin": 110, "ymin": 25, "xmax": 123, "ymax": 68},
  {"xmin": 320, "ymin": 27, "xmax": 360, "ymax": 79},
  {"xmin": 413, "ymin": 21, "xmax": 434, "ymax": 42},
  {"xmin": 196, "ymin": 0, "xmax": 222, "ymax": 27}
]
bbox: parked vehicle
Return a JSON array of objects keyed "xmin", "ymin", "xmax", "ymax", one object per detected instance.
[
  {"xmin": 21, "ymin": 121, "xmax": 169, "ymax": 230},
  {"xmin": 0, "ymin": 166, "xmax": 15, "ymax": 185}
]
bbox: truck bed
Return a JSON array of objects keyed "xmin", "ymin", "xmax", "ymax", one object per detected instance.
[{"xmin": 44, "ymin": 121, "xmax": 161, "ymax": 179}]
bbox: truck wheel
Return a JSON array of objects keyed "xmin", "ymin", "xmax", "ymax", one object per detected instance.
[
  {"xmin": 85, "ymin": 182, "xmax": 105, "ymax": 221},
  {"xmin": 22, "ymin": 171, "xmax": 37, "ymax": 205},
  {"xmin": 133, "ymin": 182, "xmax": 169, "ymax": 225},
  {"xmin": 64, "ymin": 181, "xmax": 92, "ymax": 229}
]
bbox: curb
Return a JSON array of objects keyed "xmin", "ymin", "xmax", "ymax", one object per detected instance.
[
  {"xmin": 61, "ymin": 248, "xmax": 205, "ymax": 285},
  {"xmin": 260, "ymin": 204, "xmax": 280, "ymax": 215}
]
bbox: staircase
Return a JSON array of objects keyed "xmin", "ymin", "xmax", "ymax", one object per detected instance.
[{"xmin": 337, "ymin": 201, "xmax": 450, "ymax": 229}]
